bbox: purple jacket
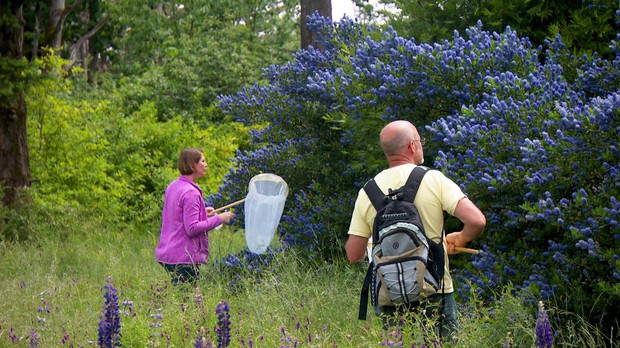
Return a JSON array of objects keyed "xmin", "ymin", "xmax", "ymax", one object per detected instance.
[{"xmin": 155, "ymin": 176, "xmax": 222, "ymax": 264}]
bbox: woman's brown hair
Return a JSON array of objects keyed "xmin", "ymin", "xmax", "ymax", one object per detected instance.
[{"xmin": 178, "ymin": 148, "xmax": 203, "ymax": 175}]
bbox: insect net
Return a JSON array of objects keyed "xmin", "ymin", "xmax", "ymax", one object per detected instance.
[{"xmin": 244, "ymin": 174, "xmax": 289, "ymax": 254}]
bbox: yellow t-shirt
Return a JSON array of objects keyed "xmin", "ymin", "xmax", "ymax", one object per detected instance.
[{"xmin": 348, "ymin": 164, "xmax": 466, "ymax": 292}]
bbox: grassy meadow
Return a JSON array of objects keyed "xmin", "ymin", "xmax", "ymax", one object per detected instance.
[{"xmin": 0, "ymin": 214, "xmax": 611, "ymax": 347}]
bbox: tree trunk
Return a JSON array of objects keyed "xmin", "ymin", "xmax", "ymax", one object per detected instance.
[
  {"xmin": 300, "ymin": 0, "xmax": 331, "ymax": 49},
  {"xmin": 0, "ymin": 0, "xmax": 31, "ymax": 207},
  {"xmin": 46, "ymin": 0, "xmax": 65, "ymax": 49}
]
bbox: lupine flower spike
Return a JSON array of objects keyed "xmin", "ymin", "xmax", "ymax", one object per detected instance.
[
  {"xmin": 29, "ymin": 328, "xmax": 39, "ymax": 348},
  {"xmin": 215, "ymin": 301, "xmax": 231, "ymax": 348},
  {"xmin": 195, "ymin": 327, "xmax": 214, "ymax": 348},
  {"xmin": 98, "ymin": 276, "xmax": 122, "ymax": 347},
  {"xmin": 536, "ymin": 301, "xmax": 553, "ymax": 348}
]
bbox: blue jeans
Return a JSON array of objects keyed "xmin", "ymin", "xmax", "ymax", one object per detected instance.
[
  {"xmin": 159, "ymin": 262, "xmax": 200, "ymax": 284},
  {"xmin": 374, "ymin": 292, "xmax": 459, "ymax": 341}
]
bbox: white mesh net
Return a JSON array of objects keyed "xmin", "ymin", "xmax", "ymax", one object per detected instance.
[{"xmin": 244, "ymin": 174, "xmax": 289, "ymax": 254}]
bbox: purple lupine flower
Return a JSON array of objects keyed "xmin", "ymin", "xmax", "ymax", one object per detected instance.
[
  {"xmin": 120, "ymin": 300, "xmax": 134, "ymax": 317},
  {"xmin": 215, "ymin": 302, "xmax": 231, "ymax": 348},
  {"xmin": 7, "ymin": 326, "xmax": 19, "ymax": 343},
  {"xmin": 30, "ymin": 328, "xmax": 39, "ymax": 347},
  {"xmin": 536, "ymin": 301, "xmax": 553, "ymax": 348},
  {"xmin": 37, "ymin": 291, "xmax": 51, "ymax": 327},
  {"xmin": 61, "ymin": 328, "xmax": 71, "ymax": 345},
  {"xmin": 149, "ymin": 309, "xmax": 163, "ymax": 328},
  {"xmin": 195, "ymin": 327, "xmax": 214, "ymax": 348},
  {"xmin": 98, "ymin": 276, "xmax": 122, "ymax": 347}
]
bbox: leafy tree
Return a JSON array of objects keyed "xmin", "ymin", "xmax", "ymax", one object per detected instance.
[
  {"xmin": 1, "ymin": 0, "xmax": 299, "ymax": 206},
  {"xmin": 22, "ymin": 0, "xmax": 110, "ymax": 74},
  {"xmin": 0, "ymin": 1, "xmax": 33, "ymax": 206},
  {"xmin": 104, "ymin": 0, "xmax": 300, "ymax": 121},
  {"xmin": 105, "ymin": 0, "xmax": 298, "ymax": 74},
  {"xmin": 2, "ymin": 0, "xmax": 110, "ymax": 207},
  {"xmin": 378, "ymin": 0, "xmax": 620, "ymax": 58}
]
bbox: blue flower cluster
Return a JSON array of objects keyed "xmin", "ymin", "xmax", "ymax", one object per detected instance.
[
  {"xmin": 536, "ymin": 301, "xmax": 553, "ymax": 348},
  {"xmin": 215, "ymin": 12, "xmax": 620, "ymax": 325},
  {"xmin": 215, "ymin": 302, "xmax": 231, "ymax": 348},
  {"xmin": 30, "ymin": 328, "xmax": 39, "ymax": 348},
  {"xmin": 213, "ymin": 248, "xmax": 279, "ymax": 291},
  {"xmin": 98, "ymin": 276, "xmax": 122, "ymax": 348}
]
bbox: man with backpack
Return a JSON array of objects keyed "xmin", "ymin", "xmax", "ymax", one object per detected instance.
[{"xmin": 345, "ymin": 120, "xmax": 486, "ymax": 340}]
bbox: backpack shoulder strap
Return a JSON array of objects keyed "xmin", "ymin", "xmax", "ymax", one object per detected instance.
[
  {"xmin": 402, "ymin": 166, "xmax": 429, "ymax": 202},
  {"xmin": 406, "ymin": 166, "xmax": 446, "ymax": 283},
  {"xmin": 358, "ymin": 263, "xmax": 373, "ymax": 320},
  {"xmin": 359, "ymin": 178, "xmax": 384, "ymax": 321},
  {"xmin": 362, "ymin": 178, "xmax": 386, "ymax": 211}
]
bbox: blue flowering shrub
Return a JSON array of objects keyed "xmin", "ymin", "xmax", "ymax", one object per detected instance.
[
  {"xmin": 216, "ymin": 14, "xmax": 620, "ymax": 329},
  {"xmin": 429, "ymin": 33, "xmax": 620, "ymax": 327},
  {"xmin": 212, "ymin": 248, "xmax": 279, "ymax": 292}
]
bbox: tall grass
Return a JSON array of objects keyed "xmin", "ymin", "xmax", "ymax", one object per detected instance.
[{"xmin": 0, "ymin": 211, "xmax": 614, "ymax": 347}]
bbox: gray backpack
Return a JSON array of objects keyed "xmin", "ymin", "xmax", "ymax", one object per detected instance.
[{"xmin": 358, "ymin": 166, "xmax": 445, "ymax": 320}]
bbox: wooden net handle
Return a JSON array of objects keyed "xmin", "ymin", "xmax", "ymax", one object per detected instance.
[
  {"xmin": 455, "ymin": 246, "xmax": 479, "ymax": 255},
  {"xmin": 366, "ymin": 244, "xmax": 479, "ymax": 255},
  {"xmin": 213, "ymin": 199, "xmax": 245, "ymax": 213}
]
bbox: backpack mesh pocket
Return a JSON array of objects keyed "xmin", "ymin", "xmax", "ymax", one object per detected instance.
[{"xmin": 372, "ymin": 247, "xmax": 429, "ymax": 306}]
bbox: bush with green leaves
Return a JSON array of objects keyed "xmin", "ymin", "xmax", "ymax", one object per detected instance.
[
  {"xmin": 217, "ymin": 15, "xmax": 620, "ymax": 335},
  {"xmin": 21, "ymin": 53, "xmax": 244, "ymax": 231}
]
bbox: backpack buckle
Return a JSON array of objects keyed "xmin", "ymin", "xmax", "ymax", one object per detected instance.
[{"xmin": 387, "ymin": 188, "xmax": 404, "ymax": 200}]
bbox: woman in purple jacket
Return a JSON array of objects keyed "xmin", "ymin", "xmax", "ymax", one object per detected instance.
[{"xmin": 155, "ymin": 148, "xmax": 234, "ymax": 284}]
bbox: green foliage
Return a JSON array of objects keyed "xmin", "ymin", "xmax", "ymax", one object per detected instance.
[
  {"xmin": 0, "ymin": 189, "xmax": 47, "ymax": 243},
  {"xmin": 0, "ymin": 3, "xmax": 39, "ymax": 103},
  {"xmin": 98, "ymin": 0, "xmax": 300, "ymax": 123},
  {"xmin": 379, "ymin": 0, "xmax": 480, "ymax": 44},
  {"xmin": 0, "ymin": 56, "xmax": 35, "ymax": 102},
  {"xmin": 117, "ymin": 30, "xmax": 284, "ymax": 122},
  {"xmin": 2, "ymin": 0, "xmax": 295, "ymax": 242},
  {"xmin": 552, "ymin": 1, "xmax": 620, "ymax": 55},
  {"xmin": 23, "ymin": 52, "xmax": 246, "ymax": 229},
  {"xmin": 457, "ymin": 288, "xmax": 538, "ymax": 347},
  {"xmin": 380, "ymin": 0, "xmax": 619, "ymax": 57}
]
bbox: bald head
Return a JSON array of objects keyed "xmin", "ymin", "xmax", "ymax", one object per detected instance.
[
  {"xmin": 379, "ymin": 120, "xmax": 424, "ymax": 166},
  {"xmin": 380, "ymin": 120, "xmax": 417, "ymax": 155}
]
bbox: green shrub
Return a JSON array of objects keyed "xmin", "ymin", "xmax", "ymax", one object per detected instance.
[{"xmin": 24, "ymin": 53, "xmax": 247, "ymax": 231}]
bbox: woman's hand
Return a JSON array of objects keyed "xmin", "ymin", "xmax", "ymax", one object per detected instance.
[
  {"xmin": 219, "ymin": 211, "xmax": 235, "ymax": 225},
  {"xmin": 206, "ymin": 206, "xmax": 216, "ymax": 217}
]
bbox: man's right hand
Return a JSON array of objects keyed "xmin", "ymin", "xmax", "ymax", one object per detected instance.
[{"xmin": 448, "ymin": 197, "xmax": 486, "ymax": 252}]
